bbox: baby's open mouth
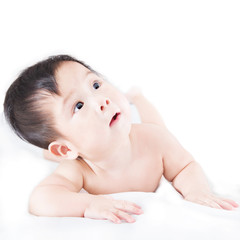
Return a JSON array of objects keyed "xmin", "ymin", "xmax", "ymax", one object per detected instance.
[{"xmin": 109, "ymin": 112, "xmax": 121, "ymax": 127}]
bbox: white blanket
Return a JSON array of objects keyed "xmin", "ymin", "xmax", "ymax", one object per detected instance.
[{"xmin": 1, "ymin": 113, "xmax": 240, "ymax": 240}]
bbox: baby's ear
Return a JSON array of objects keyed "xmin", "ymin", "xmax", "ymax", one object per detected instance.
[{"xmin": 48, "ymin": 141, "xmax": 78, "ymax": 160}]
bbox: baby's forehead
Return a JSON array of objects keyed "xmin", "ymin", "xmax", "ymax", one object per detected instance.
[
  {"xmin": 56, "ymin": 61, "xmax": 92, "ymax": 83},
  {"xmin": 55, "ymin": 61, "xmax": 94, "ymax": 94}
]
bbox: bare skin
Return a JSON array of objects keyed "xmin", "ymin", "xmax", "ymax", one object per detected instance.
[{"xmin": 29, "ymin": 62, "xmax": 238, "ymax": 224}]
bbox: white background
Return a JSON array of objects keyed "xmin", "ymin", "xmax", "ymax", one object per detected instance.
[{"xmin": 0, "ymin": 0, "xmax": 239, "ymax": 194}]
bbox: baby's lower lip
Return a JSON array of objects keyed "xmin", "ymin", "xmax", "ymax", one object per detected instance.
[{"xmin": 109, "ymin": 112, "xmax": 121, "ymax": 127}]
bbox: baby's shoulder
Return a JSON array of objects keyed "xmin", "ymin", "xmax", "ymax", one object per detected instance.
[{"xmin": 53, "ymin": 159, "xmax": 88, "ymax": 188}]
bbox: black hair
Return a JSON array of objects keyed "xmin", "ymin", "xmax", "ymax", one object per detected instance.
[{"xmin": 3, "ymin": 55, "xmax": 98, "ymax": 149}]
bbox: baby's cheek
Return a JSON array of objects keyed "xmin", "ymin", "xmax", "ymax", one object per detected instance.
[
  {"xmin": 122, "ymin": 98, "xmax": 131, "ymax": 119},
  {"xmin": 116, "ymin": 92, "xmax": 131, "ymax": 111}
]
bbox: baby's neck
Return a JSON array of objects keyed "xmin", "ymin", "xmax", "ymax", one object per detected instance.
[{"xmin": 84, "ymin": 134, "xmax": 133, "ymax": 175}]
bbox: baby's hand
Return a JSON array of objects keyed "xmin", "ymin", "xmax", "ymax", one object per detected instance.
[
  {"xmin": 184, "ymin": 192, "xmax": 239, "ymax": 210},
  {"xmin": 84, "ymin": 195, "xmax": 143, "ymax": 224},
  {"xmin": 125, "ymin": 86, "xmax": 143, "ymax": 104}
]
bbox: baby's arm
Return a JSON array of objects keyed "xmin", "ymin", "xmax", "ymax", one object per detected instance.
[
  {"xmin": 126, "ymin": 87, "xmax": 166, "ymax": 128},
  {"xmin": 172, "ymin": 161, "xmax": 238, "ymax": 209},
  {"xmin": 160, "ymin": 129, "xmax": 239, "ymax": 210},
  {"xmin": 29, "ymin": 161, "xmax": 143, "ymax": 223},
  {"xmin": 128, "ymin": 88, "xmax": 238, "ymax": 210}
]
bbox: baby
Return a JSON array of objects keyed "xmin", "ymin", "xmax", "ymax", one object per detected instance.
[{"xmin": 4, "ymin": 55, "xmax": 238, "ymax": 224}]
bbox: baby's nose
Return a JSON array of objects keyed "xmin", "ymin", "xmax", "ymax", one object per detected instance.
[{"xmin": 100, "ymin": 99, "xmax": 110, "ymax": 111}]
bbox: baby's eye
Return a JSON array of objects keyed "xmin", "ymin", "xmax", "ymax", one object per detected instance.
[
  {"xmin": 93, "ymin": 81, "xmax": 101, "ymax": 89},
  {"xmin": 74, "ymin": 101, "xmax": 84, "ymax": 113}
]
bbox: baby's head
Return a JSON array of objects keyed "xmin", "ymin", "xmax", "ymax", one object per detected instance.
[{"xmin": 4, "ymin": 55, "xmax": 131, "ymax": 161}]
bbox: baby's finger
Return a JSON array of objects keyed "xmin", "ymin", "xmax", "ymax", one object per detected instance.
[
  {"xmin": 208, "ymin": 200, "xmax": 222, "ymax": 209},
  {"xmin": 197, "ymin": 198, "xmax": 221, "ymax": 209},
  {"xmin": 102, "ymin": 210, "xmax": 121, "ymax": 224},
  {"xmin": 214, "ymin": 198, "xmax": 234, "ymax": 210},
  {"xmin": 113, "ymin": 209, "xmax": 135, "ymax": 223},
  {"xmin": 114, "ymin": 200, "xmax": 143, "ymax": 215},
  {"xmin": 221, "ymin": 198, "xmax": 239, "ymax": 208}
]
